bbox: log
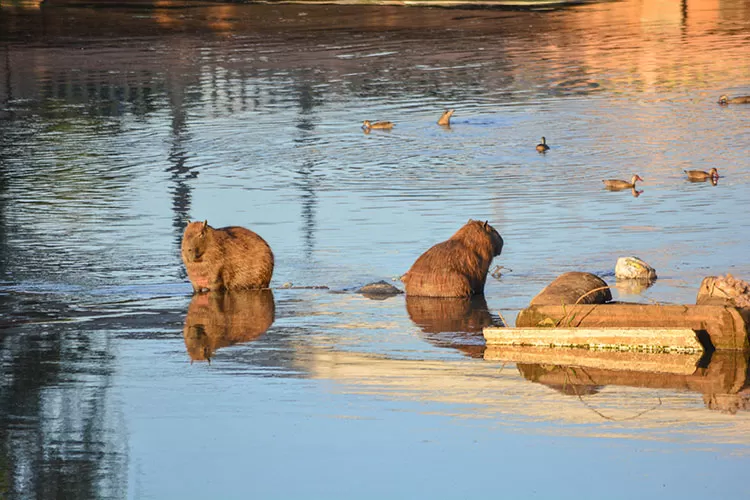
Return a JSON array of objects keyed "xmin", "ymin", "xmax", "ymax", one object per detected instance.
[
  {"xmin": 483, "ymin": 327, "xmax": 702, "ymax": 352},
  {"xmin": 529, "ymin": 272, "xmax": 611, "ymax": 306},
  {"xmin": 515, "ymin": 303, "xmax": 750, "ymax": 351}
]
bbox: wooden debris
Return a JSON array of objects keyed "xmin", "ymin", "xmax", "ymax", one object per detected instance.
[
  {"xmin": 515, "ymin": 303, "xmax": 749, "ymax": 351},
  {"xmin": 483, "ymin": 327, "xmax": 702, "ymax": 353}
]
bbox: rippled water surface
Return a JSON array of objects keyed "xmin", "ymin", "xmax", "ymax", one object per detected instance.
[{"xmin": 1, "ymin": 1, "xmax": 750, "ymax": 498}]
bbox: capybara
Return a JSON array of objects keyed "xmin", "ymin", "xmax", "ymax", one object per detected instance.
[
  {"xmin": 183, "ymin": 289, "xmax": 275, "ymax": 362},
  {"xmin": 402, "ymin": 219, "xmax": 504, "ymax": 297},
  {"xmin": 181, "ymin": 220, "xmax": 274, "ymax": 292}
]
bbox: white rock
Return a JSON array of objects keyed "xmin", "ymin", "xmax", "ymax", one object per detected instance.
[{"xmin": 615, "ymin": 256, "xmax": 657, "ymax": 280}]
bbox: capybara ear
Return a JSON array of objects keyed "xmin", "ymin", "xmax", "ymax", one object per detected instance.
[{"xmin": 200, "ymin": 220, "xmax": 208, "ymax": 234}]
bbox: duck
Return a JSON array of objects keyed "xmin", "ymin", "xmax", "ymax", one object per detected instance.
[
  {"xmin": 685, "ymin": 168, "xmax": 719, "ymax": 181},
  {"xmin": 602, "ymin": 174, "xmax": 643, "ymax": 191},
  {"xmin": 718, "ymin": 94, "xmax": 750, "ymax": 105},
  {"xmin": 536, "ymin": 136, "xmax": 550, "ymax": 153},
  {"xmin": 437, "ymin": 109, "xmax": 455, "ymax": 126},
  {"xmin": 362, "ymin": 120, "xmax": 394, "ymax": 131}
]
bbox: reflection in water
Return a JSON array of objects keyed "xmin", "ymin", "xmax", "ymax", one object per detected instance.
[
  {"xmin": 166, "ymin": 66, "xmax": 198, "ymax": 252},
  {"xmin": 183, "ymin": 290, "xmax": 276, "ymax": 362},
  {"xmin": 0, "ymin": 323, "xmax": 127, "ymax": 498},
  {"xmin": 511, "ymin": 350, "xmax": 750, "ymax": 415},
  {"xmin": 296, "ymin": 161, "xmax": 319, "ymax": 257},
  {"xmin": 615, "ymin": 277, "xmax": 656, "ymax": 296},
  {"xmin": 406, "ymin": 295, "xmax": 496, "ymax": 358}
]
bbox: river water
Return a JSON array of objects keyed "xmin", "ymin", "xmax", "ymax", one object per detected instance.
[{"xmin": 1, "ymin": 1, "xmax": 749, "ymax": 498}]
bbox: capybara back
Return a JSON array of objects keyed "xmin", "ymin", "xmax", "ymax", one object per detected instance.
[
  {"xmin": 181, "ymin": 220, "xmax": 274, "ymax": 292},
  {"xmin": 402, "ymin": 219, "xmax": 504, "ymax": 297}
]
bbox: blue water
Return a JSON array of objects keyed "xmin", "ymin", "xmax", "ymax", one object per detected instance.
[{"xmin": 1, "ymin": 1, "xmax": 749, "ymax": 498}]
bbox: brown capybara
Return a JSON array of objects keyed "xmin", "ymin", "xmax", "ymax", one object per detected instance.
[
  {"xmin": 402, "ymin": 219, "xmax": 504, "ymax": 297},
  {"xmin": 183, "ymin": 289, "xmax": 275, "ymax": 362},
  {"xmin": 181, "ymin": 220, "xmax": 274, "ymax": 292}
]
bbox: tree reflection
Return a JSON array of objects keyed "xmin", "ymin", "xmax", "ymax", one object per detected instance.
[{"xmin": 0, "ymin": 326, "xmax": 127, "ymax": 498}]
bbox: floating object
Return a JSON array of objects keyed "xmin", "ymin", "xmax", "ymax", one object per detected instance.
[
  {"xmin": 685, "ymin": 168, "xmax": 719, "ymax": 182},
  {"xmin": 530, "ymin": 272, "xmax": 611, "ymax": 306},
  {"xmin": 603, "ymin": 174, "xmax": 643, "ymax": 191},
  {"xmin": 615, "ymin": 256, "xmax": 657, "ymax": 280},
  {"xmin": 514, "ymin": 303, "xmax": 749, "ymax": 351},
  {"xmin": 536, "ymin": 136, "xmax": 550, "ymax": 153},
  {"xmin": 718, "ymin": 94, "xmax": 750, "ymax": 105},
  {"xmin": 362, "ymin": 120, "xmax": 394, "ymax": 131},
  {"xmin": 437, "ymin": 109, "xmax": 454, "ymax": 126},
  {"xmin": 483, "ymin": 326, "xmax": 703, "ymax": 353}
]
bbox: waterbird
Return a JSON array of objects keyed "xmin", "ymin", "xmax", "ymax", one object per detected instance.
[
  {"xmin": 602, "ymin": 174, "xmax": 643, "ymax": 191},
  {"xmin": 718, "ymin": 94, "xmax": 750, "ymax": 105},
  {"xmin": 437, "ymin": 109, "xmax": 454, "ymax": 126},
  {"xmin": 536, "ymin": 136, "xmax": 550, "ymax": 153},
  {"xmin": 685, "ymin": 168, "xmax": 719, "ymax": 182},
  {"xmin": 362, "ymin": 120, "xmax": 394, "ymax": 131}
]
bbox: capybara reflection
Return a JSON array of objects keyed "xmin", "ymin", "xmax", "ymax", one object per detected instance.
[
  {"xmin": 516, "ymin": 364, "xmax": 602, "ymax": 396},
  {"xmin": 181, "ymin": 220, "xmax": 274, "ymax": 292},
  {"xmin": 183, "ymin": 289, "xmax": 275, "ymax": 362},
  {"xmin": 402, "ymin": 219, "xmax": 504, "ymax": 297},
  {"xmin": 406, "ymin": 295, "xmax": 494, "ymax": 358}
]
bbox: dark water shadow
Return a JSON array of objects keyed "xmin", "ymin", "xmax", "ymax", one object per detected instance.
[
  {"xmin": 405, "ymin": 295, "xmax": 499, "ymax": 358},
  {"xmin": 183, "ymin": 289, "xmax": 275, "ymax": 362}
]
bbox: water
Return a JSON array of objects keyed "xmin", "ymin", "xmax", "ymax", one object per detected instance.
[{"xmin": 1, "ymin": 1, "xmax": 750, "ymax": 498}]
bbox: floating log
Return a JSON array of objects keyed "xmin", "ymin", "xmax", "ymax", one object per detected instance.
[
  {"xmin": 514, "ymin": 303, "xmax": 749, "ymax": 351},
  {"xmin": 483, "ymin": 327, "xmax": 702, "ymax": 353},
  {"xmin": 529, "ymin": 271, "xmax": 611, "ymax": 306}
]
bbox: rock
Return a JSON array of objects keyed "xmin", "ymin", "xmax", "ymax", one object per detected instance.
[
  {"xmin": 697, "ymin": 274, "xmax": 750, "ymax": 309},
  {"xmin": 357, "ymin": 280, "xmax": 404, "ymax": 299},
  {"xmin": 529, "ymin": 272, "xmax": 611, "ymax": 306},
  {"xmin": 615, "ymin": 256, "xmax": 657, "ymax": 280}
]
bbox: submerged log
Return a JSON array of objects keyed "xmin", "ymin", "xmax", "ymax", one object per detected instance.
[{"xmin": 514, "ymin": 303, "xmax": 749, "ymax": 351}]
